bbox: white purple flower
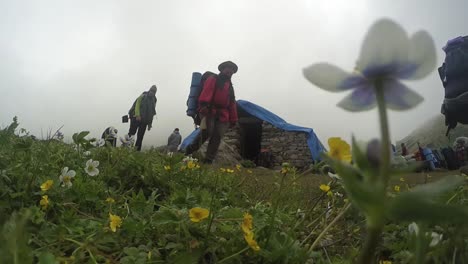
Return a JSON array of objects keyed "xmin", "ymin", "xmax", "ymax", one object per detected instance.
[
  {"xmin": 59, "ymin": 167, "xmax": 76, "ymax": 188},
  {"xmin": 429, "ymin": 232, "xmax": 443, "ymax": 247},
  {"xmin": 84, "ymin": 159, "xmax": 100, "ymax": 176},
  {"xmin": 408, "ymin": 222, "xmax": 419, "ymax": 235},
  {"xmin": 303, "ymin": 19, "xmax": 436, "ymax": 112}
]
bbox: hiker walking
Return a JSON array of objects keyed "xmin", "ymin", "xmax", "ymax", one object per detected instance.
[
  {"xmin": 127, "ymin": 85, "xmax": 157, "ymax": 151},
  {"xmin": 185, "ymin": 61, "xmax": 239, "ymax": 164},
  {"xmin": 167, "ymin": 128, "xmax": 182, "ymax": 153}
]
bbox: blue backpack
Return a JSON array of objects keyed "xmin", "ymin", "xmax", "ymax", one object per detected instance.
[
  {"xmin": 438, "ymin": 36, "xmax": 468, "ymax": 135},
  {"xmin": 186, "ymin": 71, "xmax": 216, "ymax": 125}
]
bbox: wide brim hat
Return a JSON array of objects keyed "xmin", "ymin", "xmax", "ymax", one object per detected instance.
[{"xmin": 218, "ymin": 61, "xmax": 238, "ymax": 73}]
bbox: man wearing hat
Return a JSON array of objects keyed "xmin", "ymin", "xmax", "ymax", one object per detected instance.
[
  {"xmin": 185, "ymin": 61, "xmax": 239, "ymax": 164},
  {"xmin": 127, "ymin": 85, "xmax": 157, "ymax": 151}
]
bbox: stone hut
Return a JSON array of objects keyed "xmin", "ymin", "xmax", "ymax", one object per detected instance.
[{"xmin": 182, "ymin": 100, "xmax": 325, "ymax": 169}]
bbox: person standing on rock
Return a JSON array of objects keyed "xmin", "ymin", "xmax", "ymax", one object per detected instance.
[{"xmin": 184, "ymin": 61, "xmax": 239, "ymax": 164}]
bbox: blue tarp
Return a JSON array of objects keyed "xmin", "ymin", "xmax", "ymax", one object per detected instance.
[{"xmin": 180, "ymin": 100, "xmax": 326, "ymax": 161}]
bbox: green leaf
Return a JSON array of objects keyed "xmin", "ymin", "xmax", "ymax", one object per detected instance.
[
  {"xmin": 152, "ymin": 208, "xmax": 181, "ymax": 225},
  {"xmin": 38, "ymin": 252, "xmax": 57, "ymax": 264},
  {"xmin": 171, "ymin": 250, "xmax": 202, "ymax": 264},
  {"xmin": 326, "ymin": 157, "xmax": 385, "ymax": 218},
  {"xmin": 351, "ymin": 136, "xmax": 373, "ymax": 173},
  {"xmin": 218, "ymin": 207, "xmax": 243, "ymax": 219},
  {"xmin": 407, "ymin": 175, "xmax": 464, "ymax": 197},
  {"xmin": 387, "ymin": 194, "xmax": 468, "ymax": 225}
]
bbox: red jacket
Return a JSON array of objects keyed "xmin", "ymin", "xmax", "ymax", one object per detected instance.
[{"xmin": 198, "ymin": 75, "xmax": 238, "ymax": 123}]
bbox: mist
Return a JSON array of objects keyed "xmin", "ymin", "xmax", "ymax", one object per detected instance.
[{"xmin": 1, "ymin": 0, "xmax": 468, "ymax": 148}]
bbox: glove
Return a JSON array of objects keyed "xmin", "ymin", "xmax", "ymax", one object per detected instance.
[{"xmin": 148, "ymin": 125, "xmax": 152, "ymax": 131}]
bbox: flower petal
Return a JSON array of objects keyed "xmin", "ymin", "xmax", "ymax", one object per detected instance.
[
  {"xmin": 383, "ymin": 79, "xmax": 423, "ymax": 110},
  {"xmin": 357, "ymin": 19, "xmax": 410, "ymax": 74},
  {"xmin": 400, "ymin": 31, "xmax": 437, "ymax": 80},
  {"xmin": 337, "ymin": 85, "xmax": 377, "ymax": 112},
  {"xmin": 67, "ymin": 170, "xmax": 76, "ymax": 178},
  {"xmin": 303, "ymin": 63, "xmax": 363, "ymax": 92},
  {"xmin": 93, "ymin": 160, "xmax": 99, "ymax": 167}
]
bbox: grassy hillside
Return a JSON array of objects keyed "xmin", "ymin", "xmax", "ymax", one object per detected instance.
[{"xmin": 397, "ymin": 115, "xmax": 468, "ymax": 152}]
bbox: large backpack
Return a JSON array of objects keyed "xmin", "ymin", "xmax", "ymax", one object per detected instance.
[
  {"xmin": 438, "ymin": 36, "xmax": 468, "ymax": 135},
  {"xmin": 186, "ymin": 71, "xmax": 216, "ymax": 125}
]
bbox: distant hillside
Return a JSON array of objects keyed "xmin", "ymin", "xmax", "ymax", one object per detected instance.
[{"xmin": 397, "ymin": 115, "xmax": 468, "ymax": 153}]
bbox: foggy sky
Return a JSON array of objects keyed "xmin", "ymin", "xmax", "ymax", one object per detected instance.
[{"xmin": 1, "ymin": 0, "xmax": 468, "ymax": 148}]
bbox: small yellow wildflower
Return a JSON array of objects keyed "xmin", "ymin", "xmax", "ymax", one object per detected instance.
[
  {"xmin": 327, "ymin": 137, "xmax": 352, "ymax": 162},
  {"xmin": 247, "ymin": 170, "xmax": 253, "ymax": 174},
  {"xmin": 281, "ymin": 167, "xmax": 289, "ymax": 174},
  {"xmin": 189, "ymin": 207, "xmax": 210, "ymax": 223},
  {"xmin": 394, "ymin": 185, "xmax": 400, "ymax": 192},
  {"xmin": 187, "ymin": 161, "xmax": 196, "ymax": 169},
  {"xmin": 109, "ymin": 213, "xmax": 122, "ymax": 232},
  {"xmin": 241, "ymin": 212, "xmax": 253, "ymax": 233},
  {"xmin": 399, "ymin": 177, "xmax": 405, "ymax": 182},
  {"xmin": 319, "ymin": 184, "xmax": 331, "ymax": 193},
  {"xmin": 40, "ymin": 180, "xmax": 54, "ymax": 192},
  {"xmin": 39, "ymin": 195, "xmax": 49, "ymax": 210},
  {"xmin": 244, "ymin": 230, "xmax": 260, "ymax": 251},
  {"xmin": 220, "ymin": 168, "xmax": 227, "ymax": 173},
  {"xmin": 106, "ymin": 197, "xmax": 115, "ymax": 204},
  {"xmin": 164, "ymin": 165, "xmax": 171, "ymax": 171},
  {"xmin": 236, "ymin": 164, "xmax": 242, "ymax": 171},
  {"xmin": 226, "ymin": 169, "xmax": 235, "ymax": 173}
]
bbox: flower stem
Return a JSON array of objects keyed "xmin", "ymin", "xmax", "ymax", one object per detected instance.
[
  {"xmin": 357, "ymin": 81, "xmax": 391, "ymax": 263},
  {"xmin": 217, "ymin": 247, "xmax": 250, "ymax": 263},
  {"xmin": 309, "ymin": 203, "xmax": 351, "ymax": 252},
  {"xmin": 375, "ymin": 81, "xmax": 391, "ymax": 184},
  {"xmin": 358, "ymin": 223, "xmax": 384, "ymax": 263},
  {"xmin": 265, "ymin": 171, "xmax": 287, "ymax": 245},
  {"xmin": 206, "ymin": 173, "xmax": 220, "ymax": 235}
]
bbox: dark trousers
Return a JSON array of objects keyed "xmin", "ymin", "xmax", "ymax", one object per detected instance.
[
  {"xmin": 128, "ymin": 118, "xmax": 148, "ymax": 151},
  {"xmin": 185, "ymin": 116, "xmax": 229, "ymax": 162}
]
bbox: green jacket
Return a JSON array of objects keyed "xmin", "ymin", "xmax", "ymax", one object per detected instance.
[{"xmin": 129, "ymin": 92, "xmax": 157, "ymax": 125}]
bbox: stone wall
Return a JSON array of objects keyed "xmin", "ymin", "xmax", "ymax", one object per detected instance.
[
  {"xmin": 261, "ymin": 123, "xmax": 313, "ymax": 169},
  {"xmin": 223, "ymin": 122, "xmax": 313, "ymax": 169}
]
